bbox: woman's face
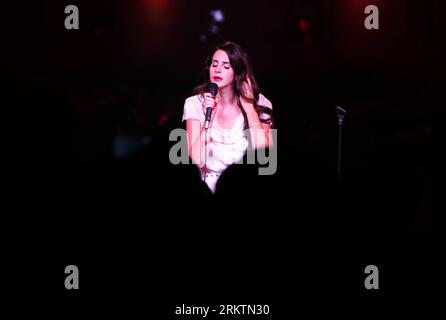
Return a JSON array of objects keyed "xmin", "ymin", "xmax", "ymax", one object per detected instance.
[{"xmin": 209, "ymin": 50, "xmax": 234, "ymax": 90}]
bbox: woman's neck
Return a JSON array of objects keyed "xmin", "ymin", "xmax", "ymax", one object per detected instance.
[{"xmin": 218, "ymin": 86, "xmax": 237, "ymax": 108}]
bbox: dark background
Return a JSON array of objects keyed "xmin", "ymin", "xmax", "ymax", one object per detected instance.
[{"xmin": 2, "ymin": 0, "xmax": 445, "ymax": 300}]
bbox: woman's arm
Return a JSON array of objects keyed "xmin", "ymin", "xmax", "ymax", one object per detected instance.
[
  {"xmin": 186, "ymin": 119, "xmax": 209, "ymax": 168},
  {"xmin": 243, "ymin": 104, "xmax": 273, "ymax": 149},
  {"xmin": 240, "ymin": 78, "xmax": 273, "ymax": 149},
  {"xmin": 185, "ymin": 93, "xmax": 218, "ymax": 168}
]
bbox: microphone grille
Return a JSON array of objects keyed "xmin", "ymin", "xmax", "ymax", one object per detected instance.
[{"xmin": 207, "ymin": 83, "xmax": 218, "ymax": 96}]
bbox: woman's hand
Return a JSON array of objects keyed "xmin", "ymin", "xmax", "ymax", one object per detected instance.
[
  {"xmin": 240, "ymin": 76, "xmax": 255, "ymax": 112},
  {"xmin": 202, "ymin": 92, "xmax": 218, "ymax": 116}
]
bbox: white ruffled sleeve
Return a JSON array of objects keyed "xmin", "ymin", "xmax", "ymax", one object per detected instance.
[
  {"xmin": 258, "ymin": 93, "xmax": 273, "ymax": 123},
  {"xmin": 182, "ymin": 95, "xmax": 204, "ymax": 124},
  {"xmin": 258, "ymin": 93, "xmax": 273, "ymax": 109}
]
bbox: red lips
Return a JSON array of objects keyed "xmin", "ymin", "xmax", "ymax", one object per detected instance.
[{"xmin": 213, "ymin": 76, "xmax": 223, "ymax": 81}]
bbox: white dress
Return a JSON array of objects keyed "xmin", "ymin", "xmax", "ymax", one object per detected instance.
[{"xmin": 182, "ymin": 93, "xmax": 273, "ymax": 193}]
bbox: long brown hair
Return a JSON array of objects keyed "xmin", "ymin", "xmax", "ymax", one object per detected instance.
[{"xmin": 193, "ymin": 41, "xmax": 274, "ymax": 128}]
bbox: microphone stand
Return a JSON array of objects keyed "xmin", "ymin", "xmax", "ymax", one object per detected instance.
[
  {"xmin": 203, "ymin": 106, "xmax": 213, "ymax": 184},
  {"xmin": 202, "ymin": 85, "xmax": 217, "ymax": 185},
  {"xmin": 204, "ymin": 125, "xmax": 209, "ymax": 184},
  {"xmin": 335, "ymin": 106, "xmax": 346, "ymax": 181}
]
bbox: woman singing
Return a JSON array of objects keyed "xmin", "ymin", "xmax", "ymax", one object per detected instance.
[{"xmin": 182, "ymin": 41, "xmax": 274, "ymax": 193}]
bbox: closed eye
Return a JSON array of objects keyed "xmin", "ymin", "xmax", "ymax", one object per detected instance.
[{"xmin": 212, "ymin": 61, "xmax": 231, "ymax": 69}]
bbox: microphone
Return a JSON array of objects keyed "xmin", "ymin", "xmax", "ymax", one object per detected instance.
[{"xmin": 204, "ymin": 83, "xmax": 218, "ymax": 129}]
